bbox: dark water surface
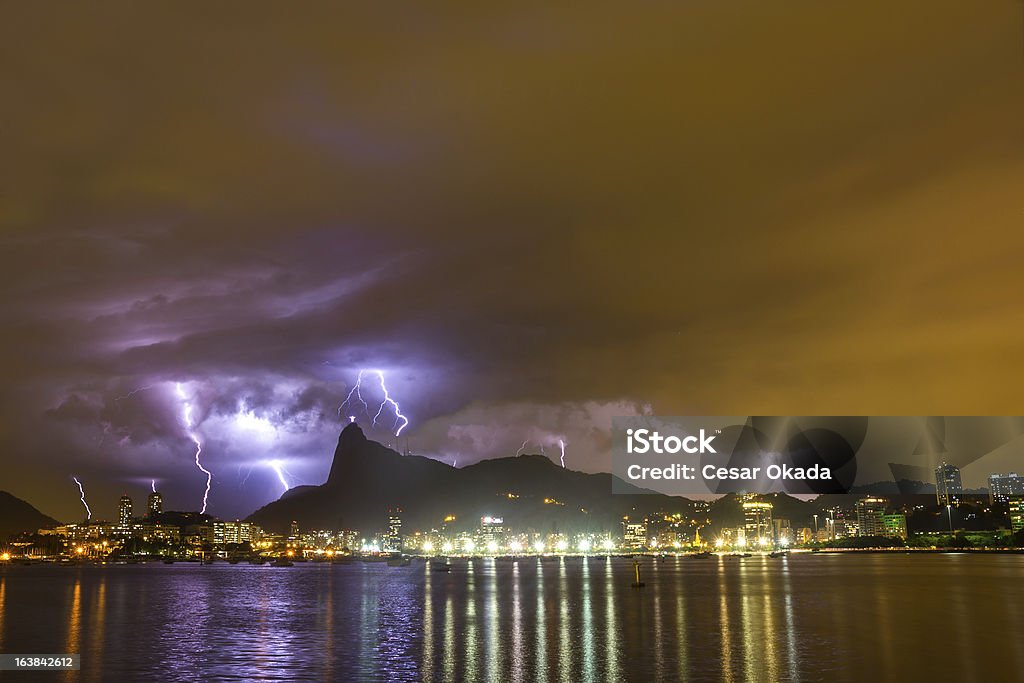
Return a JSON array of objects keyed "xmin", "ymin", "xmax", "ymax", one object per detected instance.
[{"xmin": 1, "ymin": 554, "xmax": 1022, "ymax": 681}]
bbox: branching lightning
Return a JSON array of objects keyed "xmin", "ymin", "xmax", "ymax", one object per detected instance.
[
  {"xmin": 176, "ymin": 382, "xmax": 212, "ymax": 514},
  {"xmin": 339, "ymin": 369, "xmax": 410, "ymax": 436},
  {"xmin": 558, "ymin": 439, "xmax": 566, "ymax": 468},
  {"xmin": 267, "ymin": 460, "xmax": 291, "ymax": 494},
  {"xmin": 72, "ymin": 476, "xmax": 92, "ymax": 520},
  {"xmin": 114, "ymin": 384, "xmax": 158, "ymax": 403}
]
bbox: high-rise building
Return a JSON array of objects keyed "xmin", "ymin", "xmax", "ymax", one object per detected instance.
[
  {"xmin": 478, "ymin": 516, "xmax": 506, "ymax": 545},
  {"xmin": 935, "ymin": 463, "xmax": 963, "ymax": 506},
  {"xmin": 855, "ymin": 497, "xmax": 887, "ymax": 537},
  {"xmin": 623, "ymin": 521, "xmax": 648, "ymax": 549},
  {"xmin": 742, "ymin": 498, "xmax": 774, "ymax": 546},
  {"xmin": 1008, "ymin": 497, "xmax": 1024, "ymax": 534},
  {"xmin": 385, "ymin": 507, "xmax": 403, "ymax": 552},
  {"xmin": 988, "ymin": 473, "xmax": 1024, "ymax": 504},
  {"xmin": 147, "ymin": 491, "xmax": 163, "ymax": 518},
  {"xmin": 118, "ymin": 495, "xmax": 133, "ymax": 527},
  {"xmin": 882, "ymin": 514, "xmax": 908, "ymax": 540}
]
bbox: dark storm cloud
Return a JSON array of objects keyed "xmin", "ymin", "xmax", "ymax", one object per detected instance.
[{"xmin": 1, "ymin": 1, "xmax": 1022, "ymax": 519}]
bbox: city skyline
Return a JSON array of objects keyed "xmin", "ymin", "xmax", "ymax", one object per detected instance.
[{"xmin": 7, "ymin": 419, "xmax": 1023, "ymax": 525}]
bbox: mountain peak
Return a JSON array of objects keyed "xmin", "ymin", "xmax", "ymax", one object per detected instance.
[
  {"xmin": 326, "ymin": 421, "xmax": 387, "ymax": 486},
  {"xmin": 339, "ymin": 420, "xmax": 368, "ymax": 446}
]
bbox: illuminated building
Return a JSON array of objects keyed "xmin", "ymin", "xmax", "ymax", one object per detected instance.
[
  {"xmin": 882, "ymin": 514, "xmax": 908, "ymax": 540},
  {"xmin": 1009, "ymin": 497, "xmax": 1024, "ymax": 533},
  {"xmin": 337, "ymin": 529, "xmax": 359, "ymax": 552},
  {"xmin": 742, "ymin": 498, "xmax": 773, "ymax": 546},
  {"xmin": 213, "ymin": 521, "xmax": 259, "ymax": 545},
  {"xmin": 478, "ymin": 516, "xmax": 506, "ymax": 545},
  {"xmin": 118, "ymin": 495, "xmax": 133, "ymax": 527},
  {"xmin": 623, "ymin": 520, "xmax": 648, "ymax": 550},
  {"xmin": 935, "ymin": 463, "xmax": 963, "ymax": 506},
  {"xmin": 855, "ymin": 497, "xmax": 887, "ymax": 537},
  {"xmin": 384, "ymin": 507, "xmax": 403, "ymax": 552},
  {"xmin": 135, "ymin": 522, "xmax": 181, "ymax": 544},
  {"xmin": 185, "ymin": 524, "xmax": 215, "ymax": 545},
  {"xmin": 147, "ymin": 491, "xmax": 163, "ymax": 518},
  {"xmin": 772, "ymin": 518, "xmax": 792, "ymax": 546},
  {"xmin": 289, "ymin": 520, "xmax": 300, "ymax": 540},
  {"xmin": 988, "ymin": 473, "xmax": 1024, "ymax": 503}
]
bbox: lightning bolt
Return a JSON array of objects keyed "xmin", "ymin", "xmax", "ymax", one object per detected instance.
[
  {"xmin": 239, "ymin": 463, "xmax": 256, "ymax": 486},
  {"xmin": 338, "ymin": 369, "xmax": 410, "ymax": 436},
  {"xmin": 151, "ymin": 479, "xmax": 157, "ymax": 493},
  {"xmin": 72, "ymin": 477, "xmax": 92, "ymax": 520},
  {"xmin": 558, "ymin": 439, "xmax": 566, "ymax": 468},
  {"xmin": 516, "ymin": 440, "xmax": 529, "ymax": 456},
  {"xmin": 339, "ymin": 371, "xmax": 370, "ymax": 418},
  {"xmin": 114, "ymin": 384, "xmax": 158, "ymax": 403},
  {"xmin": 175, "ymin": 382, "xmax": 212, "ymax": 514},
  {"xmin": 267, "ymin": 460, "xmax": 291, "ymax": 494}
]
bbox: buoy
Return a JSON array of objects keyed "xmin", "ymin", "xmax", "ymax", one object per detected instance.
[{"xmin": 631, "ymin": 559, "xmax": 645, "ymax": 588}]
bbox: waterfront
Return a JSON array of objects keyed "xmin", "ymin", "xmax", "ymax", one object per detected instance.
[{"xmin": 1, "ymin": 554, "xmax": 1022, "ymax": 681}]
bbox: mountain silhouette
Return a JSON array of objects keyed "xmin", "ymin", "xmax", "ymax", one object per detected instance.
[
  {"xmin": 248, "ymin": 422, "xmax": 688, "ymax": 536},
  {"xmin": 0, "ymin": 490, "xmax": 59, "ymax": 541}
]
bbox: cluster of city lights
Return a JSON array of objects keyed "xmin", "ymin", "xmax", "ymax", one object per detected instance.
[
  {"xmin": 414, "ymin": 538, "xmax": 618, "ymax": 555},
  {"xmin": 713, "ymin": 536, "xmax": 790, "ymax": 549}
]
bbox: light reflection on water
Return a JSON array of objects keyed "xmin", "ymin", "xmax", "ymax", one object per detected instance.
[{"xmin": 0, "ymin": 554, "xmax": 1023, "ymax": 681}]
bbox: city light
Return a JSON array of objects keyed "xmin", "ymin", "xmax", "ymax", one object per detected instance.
[
  {"xmin": 442, "ymin": 541, "xmax": 454, "ymax": 553},
  {"xmin": 0, "ymin": 552, "xmax": 9, "ymax": 561},
  {"xmin": 423, "ymin": 541, "xmax": 435, "ymax": 553},
  {"xmin": 509, "ymin": 540, "xmax": 523, "ymax": 553},
  {"xmin": 578, "ymin": 539, "xmax": 591, "ymax": 552},
  {"xmin": 759, "ymin": 537, "xmax": 768, "ymax": 546},
  {"xmin": 555, "ymin": 539, "xmax": 568, "ymax": 552},
  {"xmin": 464, "ymin": 540, "xmax": 476, "ymax": 553},
  {"xmin": 602, "ymin": 538, "xmax": 615, "ymax": 551},
  {"xmin": 486, "ymin": 540, "xmax": 499, "ymax": 554},
  {"xmin": 715, "ymin": 538, "xmax": 725, "ymax": 548},
  {"xmin": 534, "ymin": 540, "xmax": 545, "ymax": 553}
]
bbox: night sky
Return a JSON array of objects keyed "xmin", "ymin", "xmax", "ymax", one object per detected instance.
[{"xmin": 2, "ymin": 3, "xmax": 1022, "ymax": 521}]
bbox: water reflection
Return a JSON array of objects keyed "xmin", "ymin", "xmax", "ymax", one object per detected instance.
[
  {"xmin": 604, "ymin": 556, "xmax": 620, "ymax": 680},
  {"xmin": 511, "ymin": 561, "xmax": 522, "ymax": 683},
  {"xmin": 0, "ymin": 575, "xmax": 5, "ymax": 652},
  {"xmin": 534, "ymin": 559, "xmax": 547, "ymax": 683},
  {"xmin": 0, "ymin": 555, "xmax": 1021, "ymax": 680}
]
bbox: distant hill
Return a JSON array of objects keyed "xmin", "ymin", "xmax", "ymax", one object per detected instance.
[
  {"xmin": 0, "ymin": 490, "xmax": 59, "ymax": 540},
  {"xmin": 247, "ymin": 423, "xmax": 695, "ymax": 536}
]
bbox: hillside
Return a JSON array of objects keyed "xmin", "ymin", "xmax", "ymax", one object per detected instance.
[
  {"xmin": 0, "ymin": 490, "xmax": 60, "ymax": 540},
  {"xmin": 248, "ymin": 422, "xmax": 694, "ymax": 535}
]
